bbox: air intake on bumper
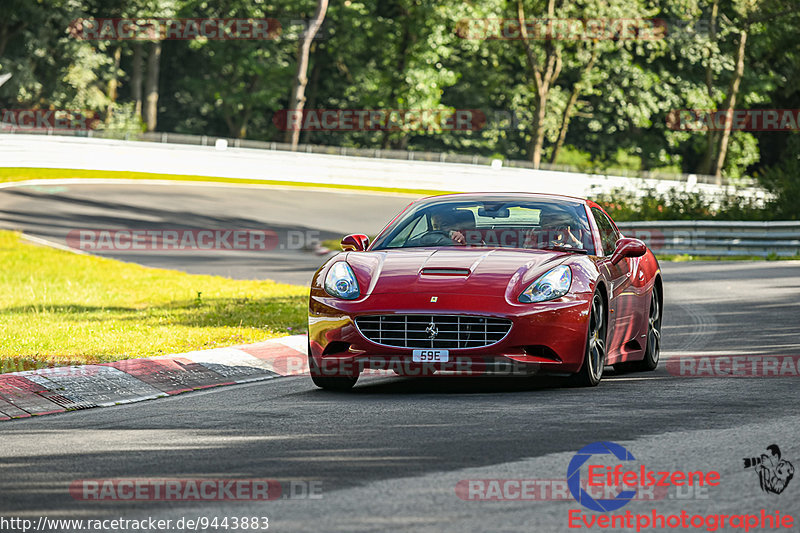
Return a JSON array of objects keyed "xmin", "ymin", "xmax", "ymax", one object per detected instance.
[{"xmin": 355, "ymin": 314, "xmax": 512, "ymax": 349}]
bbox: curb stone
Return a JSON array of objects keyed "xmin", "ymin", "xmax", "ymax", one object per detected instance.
[{"xmin": 0, "ymin": 335, "xmax": 309, "ymax": 421}]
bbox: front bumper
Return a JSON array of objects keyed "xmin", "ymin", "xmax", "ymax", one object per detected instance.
[{"xmin": 308, "ymin": 290, "xmax": 592, "ymax": 377}]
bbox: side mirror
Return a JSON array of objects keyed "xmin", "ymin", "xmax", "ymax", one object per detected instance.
[
  {"xmin": 341, "ymin": 234, "xmax": 370, "ymax": 252},
  {"xmin": 610, "ymin": 237, "xmax": 647, "ymax": 265}
]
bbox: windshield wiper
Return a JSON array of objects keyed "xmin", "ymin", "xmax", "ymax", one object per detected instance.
[{"xmin": 538, "ymin": 245, "xmax": 589, "ymax": 254}]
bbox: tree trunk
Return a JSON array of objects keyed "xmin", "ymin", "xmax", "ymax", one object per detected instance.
[
  {"xmin": 0, "ymin": 21, "xmax": 26, "ymax": 58},
  {"xmin": 699, "ymin": 0, "xmax": 719, "ymax": 176},
  {"xmin": 285, "ymin": 0, "xmax": 329, "ymax": 149},
  {"xmin": 517, "ymin": 0, "xmax": 561, "ymax": 169},
  {"xmin": 226, "ymin": 77, "xmax": 258, "ymax": 138},
  {"xmin": 105, "ymin": 45, "xmax": 122, "ymax": 122},
  {"xmin": 712, "ymin": 29, "xmax": 747, "ymax": 181},
  {"xmin": 550, "ymin": 43, "xmax": 598, "ymax": 164},
  {"xmin": 529, "ymin": 88, "xmax": 549, "ymax": 168},
  {"xmin": 144, "ymin": 41, "xmax": 161, "ymax": 132},
  {"xmin": 225, "ymin": 107, "xmax": 252, "ymax": 139},
  {"xmin": 300, "ymin": 61, "xmax": 321, "ymax": 145},
  {"xmin": 132, "ymin": 42, "xmax": 143, "ymax": 119}
]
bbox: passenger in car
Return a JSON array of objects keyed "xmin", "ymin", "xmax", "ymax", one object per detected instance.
[{"xmin": 525, "ymin": 210, "xmax": 585, "ymax": 249}]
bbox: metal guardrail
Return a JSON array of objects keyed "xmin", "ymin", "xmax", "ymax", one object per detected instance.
[
  {"xmin": 618, "ymin": 221, "xmax": 800, "ymax": 257},
  {"xmin": 0, "ymin": 127, "xmax": 748, "ymax": 186}
]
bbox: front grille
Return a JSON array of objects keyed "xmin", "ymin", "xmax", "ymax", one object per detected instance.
[{"xmin": 354, "ymin": 315, "xmax": 512, "ymax": 349}]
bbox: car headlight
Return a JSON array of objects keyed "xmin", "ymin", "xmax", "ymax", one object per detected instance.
[
  {"xmin": 324, "ymin": 261, "xmax": 360, "ymax": 300},
  {"xmin": 519, "ymin": 265, "xmax": 572, "ymax": 303}
]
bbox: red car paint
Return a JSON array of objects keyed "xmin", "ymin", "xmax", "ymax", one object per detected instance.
[{"xmin": 308, "ymin": 193, "xmax": 661, "ymax": 380}]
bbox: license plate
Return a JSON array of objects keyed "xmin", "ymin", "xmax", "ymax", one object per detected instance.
[{"xmin": 412, "ymin": 349, "xmax": 449, "ymax": 363}]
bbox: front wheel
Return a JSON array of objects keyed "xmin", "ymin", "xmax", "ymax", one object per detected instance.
[
  {"xmin": 569, "ymin": 292, "xmax": 607, "ymax": 387},
  {"xmin": 310, "ymin": 373, "xmax": 358, "ymax": 391},
  {"xmin": 308, "ymin": 344, "xmax": 358, "ymax": 391}
]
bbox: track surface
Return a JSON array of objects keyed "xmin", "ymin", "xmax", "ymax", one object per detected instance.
[
  {"xmin": 0, "ymin": 182, "xmax": 413, "ymax": 285},
  {"xmin": 1, "ymin": 182, "xmax": 798, "ymax": 532}
]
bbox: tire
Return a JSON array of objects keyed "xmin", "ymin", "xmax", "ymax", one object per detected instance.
[
  {"xmin": 569, "ymin": 292, "xmax": 607, "ymax": 387},
  {"xmin": 631, "ymin": 287, "xmax": 661, "ymax": 372},
  {"xmin": 308, "ymin": 343, "xmax": 358, "ymax": 391}
]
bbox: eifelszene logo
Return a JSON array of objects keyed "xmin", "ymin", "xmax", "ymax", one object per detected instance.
[
  {"xmin": 744, "ymin": 444, "xmax": 795, "ymax": 495},
  {"xmin": 567, "ymin": 441, "xmax": 721, "ymax": 512},
  {"xmin": 567, "ymin": 441, "xmax": 637, "ymax": 512}
]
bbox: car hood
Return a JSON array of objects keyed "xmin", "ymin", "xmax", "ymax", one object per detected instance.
[{"xmin": 344, "ymin": 248, "xmax": 570, "ymax": 297}]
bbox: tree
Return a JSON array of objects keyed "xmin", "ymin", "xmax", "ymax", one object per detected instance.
[
  {"xmin": 162, "ymin": 0, "xmax": 295, "ymax": 139},
  {"xmin": 144, "ymin": 41, "xmax": 161, "ymax": 131},
  {"xmin": 286, "ymin": 0, "xmax": 328, "ymax": 149},
  {"xmin": 516, "ymin": 0, "xmax": 563, "ymax": 168}
]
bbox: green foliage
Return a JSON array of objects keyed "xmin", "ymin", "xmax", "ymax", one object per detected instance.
[
  {"xmin": 592, "ymin": 185, "xmax": 770, "ymax": 222},
  {"xmin": 1, "ymin": 0, "xmax": 798, "ymax": 213},
  {"xmin": 756, "ymin": 134, "xmax": 800, "ymax": 220},
  {"xmin": 96, "ymin": 102, "xmax": 144, "ymax": 136}
]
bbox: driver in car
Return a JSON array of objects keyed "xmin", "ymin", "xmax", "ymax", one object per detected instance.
[{"xmin": 430, "ymin": 210, "xmax": 467, "ymax": 245}]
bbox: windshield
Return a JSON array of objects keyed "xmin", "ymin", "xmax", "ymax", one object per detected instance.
[{"xmin": 371, "ymin": 198, "xmax": 595, "ymax": 254}]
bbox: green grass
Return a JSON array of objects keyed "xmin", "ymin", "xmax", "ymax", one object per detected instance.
[
  {"xmin": 0, "ymin": 167, "xmax": 452, "ymax": 196},
  {"xmin": 0, "ymin": 230, "xmax": 308, "ymax": 369}
]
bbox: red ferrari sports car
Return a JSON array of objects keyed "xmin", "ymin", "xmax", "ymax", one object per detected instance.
[{"xmin": 308, "ymin": 193, "xmax": 662, "ymax": 389}]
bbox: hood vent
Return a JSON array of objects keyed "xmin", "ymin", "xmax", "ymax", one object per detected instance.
[{"xmin": 420, "ymin": 267, "xmax": 470, "ymax": 276}]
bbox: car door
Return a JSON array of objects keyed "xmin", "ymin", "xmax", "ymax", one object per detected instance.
[{"xmin": 590, "ymin": 207, "xmax": 634, "ymax": 361}]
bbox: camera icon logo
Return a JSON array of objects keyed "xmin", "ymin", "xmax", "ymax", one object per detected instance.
[{"xmin": 743, "ymin": 444, "xmax": 794, "ymax": 495}]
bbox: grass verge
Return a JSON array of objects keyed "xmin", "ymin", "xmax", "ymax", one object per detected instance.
[
  {"xmin": 656, "ymin": 253, "xmax": 800, "ymax": 261},
  {"xmin": 0, "ymin": 230, "xmax": 308, "ymax": 370},
  {"xmin": 0, "ymin": 167, "xmax": 451, "ymax": 196}
]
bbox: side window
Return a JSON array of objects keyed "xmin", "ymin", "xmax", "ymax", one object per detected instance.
[
  {"xmin": 387, "ymin": 214, "xmax": 426, "ymax": 247},
  {"xmin": 591, "ymin": 207, "xmax": 620, "ymax": 255}
]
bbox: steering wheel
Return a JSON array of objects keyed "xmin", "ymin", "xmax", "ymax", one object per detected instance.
[{"xmin": 418, "ymin": 230, "xmax": 455, "ymax": 246}]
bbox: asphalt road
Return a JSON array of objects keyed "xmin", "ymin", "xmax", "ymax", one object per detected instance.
[
  {"xmin": 1, "ymin": 181, "xmax": 799, "ymax": 532},
  {"xmin": 0, "ymin": 181, "xmax": 413, "ymax": 285}
]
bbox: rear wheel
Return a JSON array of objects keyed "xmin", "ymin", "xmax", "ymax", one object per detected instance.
[
  {"xmin": 308, "ymin": 343, "xmax": 359, "ymax": 391},
  {"xmin": 633, "ymin": 287, "xmax": 661, "ymax": 371},
  {"xmin": 614, "ymin": 286, "xmax": 661, "ymax": 373},
  {"xmin": 569, "ymin": 292, "xmax": 606, "ymax": 387}
]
